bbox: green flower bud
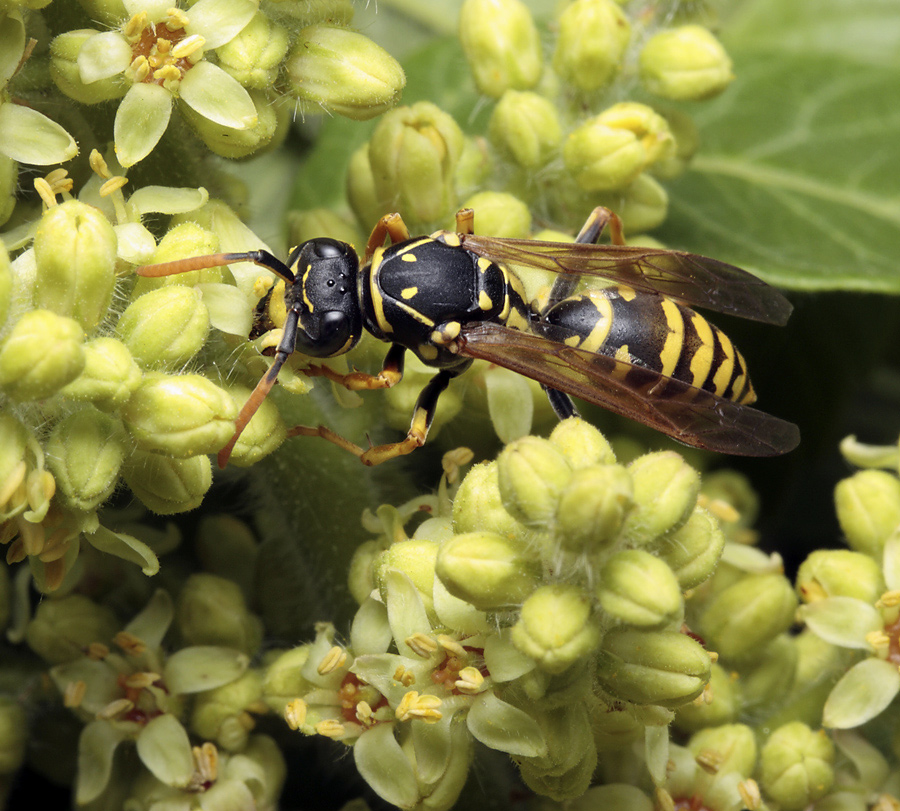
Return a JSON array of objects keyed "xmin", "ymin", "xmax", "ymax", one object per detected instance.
[
  {"xmin": 459, "ymin": 191, "xmax": 531, "ymax": 238},
  {"xmin": 0, "ymin": 157, "xmax": 15, "ymax": 229},
  {"xmin": 0, "ymin": 696, "xmax": 26, "ymax": 774},
  {"xmin": 835, "ymin": 470, "xmax": 900, "ymax": 557},
  {"xmin": 177, "ymin": 574, "xmax": 263, "ymax": 656},
  {"xmin": 25, "ymin": 594, "xmax": 119, "ymax": 664},
  {"xmin": 435, "ymin": 530, "xmax": 541, "ymax": 610},
  {"xmin": 376, "ymin": 538, "xmax": 439, "ymax": 616},
  {"xmin": 700, "ymin": 469, "xmax": 759, "ymax": 527},
  {"xmin": 597, "ymin": 549, "xmax": 683, "ymax": 628},
  {"xmin": 285, "ymin": 25, "xmax": 405, "ymax": 120},
  {"xmin": 0, "ymin": 240, "xmax": 11, "ymax": 333},
  {"xmin": 122, "ymin": 373, "xmax": 237, "ymax": 457},
  {"xmin": 699, "ymin": 573, "xmax": 798, "ymax": 662},
  {"xmin": 796, "ymin": 549, "xmax": 885, "ymax": 604},
  {"xmin": 552, "ymin": 0, "xmax": 631, "ymax": 92},
  {"xmin": 596, "ymin": 628, "xmax": 711, "ymax": 708},
  {"xmin": 759, "ymin": 722, "xmax": 834, "ymax": 811},
  {"xmin": 593, "ymin": 102, "xmax": 676, "ymax": 166},
  {"xmin": 512, "ymin": 584, "xmax": 600, "ymax": 672},
  {"xmin": 117, "ymin": 286, "xmax": 210, "ymax": 370},
  {"xmin": 221, "ymin": 383, "xmax": 287, "ymax": 467},
  {"xmin": 639, "ymin": 25, "xmax": 734, "ymax": 101},
  {"xmin": 215, "ymin": 12, "xmax": 289, "ymax": 89},
  {"xmin": 615, "ymin": 173, "xmax": 669, "ymax": 233},
  {"xmin": 261, "ymin": 646, "xmax": 313, "ymax": 712},
  {"xmin": 0, "ymin": 310, "xmax": 85, "ymax": 401},
  {"xmin": 50, "ymin": 29, "xmax": 128, "ymax": 104},
  {"xmin": 489, "ymin": 91, "xmax": 562, "ymax": 169},
  {"xmin": 674, "ymin": 661, "xmax": 741, "ymax": 732},
  {"xmin": 455, "ymin": 136, "xmax": 493, "ymax": 198},
  {"xmin": 650, "ymin": 108, "xmax": 700, "ymax": 180},
  {"xmin": 650, "ymin": 505, "xmax": 725, "ymax": 589},
  {"xmin": 549, "ymin": 418, "xmax": 616, "ymax": 469},
  {"xmin": 369, "ymin": 102, "xmax": 465, "ymax": 231},
  {"xmin": 621, "ymin": 451, "xmax": 699, "ymax": 545},
  {"xmin": 181, "ymin": 88, "xmax": 279, "ymax": 160},
  {"xmin": 555, "ymin": 464, "xmax": 633, "ymax": 553},
  {"xmin": 346, "ymin": 142, "xmax": 381, "ymax": 229},
  {"xmin": 452, "ymin": 461, "xmax": 527, "ymax": 538},
  {"xmin": 44, "ymin": 409, "xmax": 126, "ymax": 512},
  {"xmin": 688, "ymin": 723, "xmax": 757, "ymax": 778},
  {"xmin": 497, "ymin": 436, "xmax": 572, "ymax": 529},
  {"xmin": 33, "ymin": 200, "xmax": 118, "ymax": 331},
  {"xmin": 564, "ymin": 120, "xmax": 646, "ymax": 192},
  {"xmin": 740, "ymin": 634, "xmax": 798, "ymax": 712},
  {"xmin": 121, "ymin": 450, "xmax": 212, "ymax": 515},
  {"xmin": 190, "ymin": 669, "xmax": 264, "ymax": 751},
  {"xmin": 59, "ymin": 337, "xmax": 143, "ymax": 410},
  {"xmin": 459, "ymin": 0, "xmax": 542, "ymax": 98}
]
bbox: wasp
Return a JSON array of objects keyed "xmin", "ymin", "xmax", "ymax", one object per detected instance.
[{"xmin": 134, "ymin": 206, "xmax": 799, "ymax": 467}]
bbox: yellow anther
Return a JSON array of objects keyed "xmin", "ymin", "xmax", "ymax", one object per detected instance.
[
  {"xmin": 315, "ymin": 719, "xmax": 346, "ymax": 738},
  {"xmin": 26, "ymin": 469, "xmax": 55, "ymax": 513},
  {"xmin": 284, "ymin": 698, "xmax": 308, "ymax": 730},
  {"xmin": 18, "ymin": 519, "xmax": 44, "ymax": 558},
  {"xmin": 392, "ymin": 665, "xmax": 416, "ymax": 687},
  {"xmin": 406, "ymin": 633, "xmax": 438, "ymax": 658},
  {"xmin": 442, "ymin": 447, "xmax": 473, "ymax": 484},
  {"xmin": 123, "ymin": 671, "xmax": 160, "ymax": 689},
  {"xmin": 437, "ymin": 635, "xmax": 467, "ymax": 658},
  {"xmin": 34, "ymin": 178, "xmax": 58, "ymax": 208},
  {"xmin": 355, "ymin": 701, "xmax": 375, "ymax": 725},
  {"xmin": 155, "ymin": 38, "xmax": 172, "ymax": 54},
  {"xmin": 153, "ymin": 64, "xmax": 182, "ymax": 84},
  {"xmin": 99, "ymin": 176, "xmax": 129, "ymax": 197},
  {"xmin": 114, "ymin": 631, "xmax": 148, "ymax": 655},
  {"xmin": 123, "ymin": 11, "xmax": 148, "ymax": 40},
  {"xmin": 96, "ymin": 698, "xmax": 134, "ymax": 720},
  {"xmin": 317, "ymin": 645, "xmax": 348, "ymax": 675},
  {"xmin": 164, "ymin": 8, "xmax": 190, "ymax": 30},
  {"xmin": 695, "ymin": 748, "xmax": 723, "ymax": 774},
  {"xmin": 738, "ymin": 778, "xmax": 762, "ymax": 811},
  {"xmin": 878, "ymin": 590, "xmax": 900, "ymax": 609},
  {"xmin": 192, "ymin": 742, "xmax": 218, "ymax": 783},
  {"xmin": 128, "ymin": 56, "xmax": 151, "ymax": 83},
  {"xmin": 395, "ymin": 691, "xmax": 442, "ymax": 723},
  {"xmin": 454, "ymin": 666, "xmax": 485, "ymax": 695},
  {"xmin": 866, "ymin": 630, "xmax": 891, "ymax": 654},
  {"xmin": 86, "ymin": 642, "xmax": 110, "ymax": 660},
  {"xmin": 172, "ymin": 34, "xmax": 205, "ymax": 59},
  {"xmin": 63, "ymin": 680, "xmax": 87, "ymax": 708},
  {"xmin": 89, "ymin": 149, "xmax": 111, "ymax": 178}
]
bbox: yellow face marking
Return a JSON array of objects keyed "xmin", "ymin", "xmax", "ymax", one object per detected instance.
[
  {"xmin": 301, "ymin": 265, "xmax": 314, "ymax": 312},
  {"xmin": 478, "ymin": 290, "xmax": 493, "ymax": 310},
  {"xmin": 401, "ymin": 286, "xmax": 418, "ymax": 300},
  {"xmin": 688, "ymin": 313, "xmax": 715, "ymax": 390},
  {"xmin": 369, "ymin": 249, "xmax": 392, "ymax": 334},
  {"xmin": 401, "ymin": 253, "xmax": 418, "ymax": 262},
  {"xmin": 658, "ymin": 298, "xmax": 685, "ymax": 379},
  {"xmin": 711, "ymin": 330, "xmax": 736, "ymax": 396}
]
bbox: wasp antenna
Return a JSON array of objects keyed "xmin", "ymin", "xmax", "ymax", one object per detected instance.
[{"xmin": 136, "ymin": 250, "xmax": 296, "ymax": 282}]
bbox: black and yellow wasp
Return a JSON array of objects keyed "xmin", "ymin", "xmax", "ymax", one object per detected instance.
[{"xmin": 135, "ymin": 207, "xmax": 799, "ymax": 466}]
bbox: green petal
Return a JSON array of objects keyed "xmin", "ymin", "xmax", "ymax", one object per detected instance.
[
  {"xmin": 185, "ymin": 0, "xmax": 256, "ymax": 49},
  {"xmin": 382, "ymin": 569, "xmax": 432, "ymax": 659},
  {"xmin": 485, "ymin": 366, "xmax": 533, "ymax": 443},
  {"xmin": 136, "ymin": 714, "xmax": 195, "ymax": 787},
  {"xmin": 178, "ymin": 61, "xmax": 256, "ymax": 129},
  {"xmin": 50, "ymin": 658, "xmax": 120, "ymax": 714},
  {"xmin": 123, "ymin": 0, "xmax": 170, "ymax": 20},
  {"xmin": 410, "ymin": 711, "xmax": 455, "ymax": 784},
  {"xmin": 482, "ymin": 629, "xmax": 536, "ymax": 683},
  {"xmin": 798, "ymin": 596, "xmax": 882, "ymax": 649},
  {"xmin": 883, "ymin": 531, "xmax": 900, "ymax": 591},
  {"xmin": 114, "ymin": 222, "xmax": 157, "ymax": 264},
  {"xmin": 354, "ymin": 723, "xmax": 419, "ymax": 809},
  {"xmin": 124, "ymin": 589, "xmax": 174, "ymax": 650},
  {"xmin": 84, "ymin": 524, "xmax": 160, "ymax": 577},
  {"xmin": 199, "ymin": 779, "xmax": 257, "ymax": 811},
  {"xmin": 0, "ymin": 102, "xmax": 78, "ymax": 165},
  {"xmin": 78, "ymin": 32, "xmax": 131, "ymax": 83},
  {"xmin": 129, "ymin": 185, "xmax": 209, "ymax": 216},
  {"xmin": 163, "ymin": 646, "xmax": 250, "ymax": 694},
  {"xmin": 195, "ymin": 282, "xmax": 252, "ymax": 336},
  {"xmin": 644, "ymin": 725, "xmax": 669, "ymax": 787},
  {"xmin": 114, "ymin": 83, "xmax": 172, "ymax": 168},
  {"xmin": 433, "ymin": 576, "xmax": 492, "ymax": 635},
  {"xmin": 823, "ymin": 658, "xmax": 900, "ymax": 729},
  {"xmin": 75, "ymin": 720, "xmax": 129, "ymax": 804},
  {"xmin": 349, "ymin": 595, "xmax": 393, "ymax": 656},
  {"xmin": 0, "ymin": 11, "xmax": 25, "ymax": 88},
  {"xmin": 466, "ymin": 692, "xmax": 547, "ymax": 757}
]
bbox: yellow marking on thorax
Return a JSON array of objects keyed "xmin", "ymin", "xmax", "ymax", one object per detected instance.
[
  {"xmin": 711, "ymin": 330, "xmax": 736, "ymax": 396},
  {"xmin": 616, "ymin": 285, "xmax": 637, "ymax": 302},
  {"xmin": 658, "ymin": 298, "xmax": 685, "ymax": 379},
  {"xmin": 401, "ymin": 253, "xmax": 418, "ymax": 262},
  {"xmin": 440, "ymin": 232, "xmax": 461, "ymax": 248},
  {"xmin": 476, "ymin": 257, "xmax": 492, "ymax": 273},
  {"xmin": 418, "ymin": 344, "xmax": 439, "ymax": 361},
  {"xmin": 478, "ymin": 290, "xmax": 493, "ymax": 310},
  {"xmin": 369, "ymin": 249, "xmax": 392, "ymax": 333},
  {"xmin": 401, "ymin": 286, "xmax": 418, "ymax": 300},
  {"xmin": 687, "ymin": 313, "xmax": 714, "ymax": 390}
]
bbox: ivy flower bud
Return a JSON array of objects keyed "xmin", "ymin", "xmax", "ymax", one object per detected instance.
[
  {"xmin": 122, "ymin": 373, "xmax": 237, "ymax": 457},
  {"xmin": 459, "ymin": 0, "xmax": 542, "ymax": 98},
  {"xmin": 548, "ymin": 418, "xmax": 616, "ymax": 469},
  {"xmin": 137, "ymin": 222, "xmax": 221, "ymax": 292},
  {"xmin": 639, "ymin": 25, "xmax": 734, "ymax": 101},
  {"xmin": 0, "ymin": 158, "xmax": 14, "ymax": 230},
  {"xmin": 699, "ymin": 573, "xmax": 798, "ymax": 662},
  {"xmin": 50, "ymin": 29, "xmax": 128, "ymax": 104},
  {"xmin": 835, "ymin": 470, "xmax": 900, "ymax": 557},
  {"xmin": 651, "ymin": 505, "xmax": 725, "ymax": 589},
  {"xmin": 117, "ymin": 286, "xmax": 210, "ymax": 370},
  {"xmin": 564, "ymin": 120, "xmax": 646, "ymax": 192},
  {"xmin": 597, "ymin": 549, "xmax": 683, "ymax": 628},
  {"xmin": 177, "ymin": 574, "xmax": 263, "ymax": 656},
  {"xmin": 180, "ymin": 88, "xmax": 279, "ymax": 159},
  {"xmin": 459, "ymin": 191, "xmax": 531, "ymax": 238},
  {"xmin": 596, "ymin": 628, "xmax": 711, "ymax": 708},
  {"xmin": 688, "ymin": 723, "xmax": 758, "ymax": 778},
  {"xmin": 552, "ymin": 0, "xmax": 631, "ymax": 92},
  {"xmin": 511, "ymin": 584, "xmax": 600, "ymax": 672},
  {"xmin": 368, "ymin": 102, "xmax": 465, "ymax": 231},
  {"xmin": 452, "ymin": 461, "xmax": 527, "ymax": 538},
  {"xmin": 0, "ymin": 413, "xmax": 29, "ymax": 507},
  {"xmin": 555, "ymin": 464, "xmax": 633, "ymax": 552},
  {"xmin": 497, "ymin": 436, "xmax": 572, "ymax": 529},
  {"xmin": 215, "ymin": 12, "xmax": 289, "ymax": 89},
  {"xmin": 796, "ymin": 549, "xmax": 885, "ymax": 604},
  {"xmin": 489, "ymin": 91, "xmax": 561, "ymax": 169},
  {"xmin": 33, "ymin": 200, "xmax": 118, "ymax": 331},
  {"xmin": 222, "ymin": 383, "xmax": 287, "ymax": 467},
  {"xmin": 25, "ymin": 594, "xmax": 119, "ymax": 664},
  {"xmin": 190, "ymin": 670, "xmax": 263, "ymax": 751},
  {"xmin": 621, "ymin": 451, "xmax": 700, "ymax": 545},
  {"xmin": 616, "ymin": 173, "xmax": 669, "ymax": 233},
  {"xmin": 376, "ymin": 538, "xmax": 439, "ymax": 616},
  {"xmin": 435, "ymin": 531, "xmax": 541, "ymax": 610},
  {"xmin": 0, "ymin": 310, "xmax": 85, "ymax": 402},
  {"xmin": 758, "ymin": 722, "xmax": 834, "ymax": 810},
  {"xmin": 285, "ymin": 25, "xmax": 405, "ymax": 120},
  {"xmin": 121, "ymin": 450, "xmax": 212, "ymax": 514},
  {"xmin": 346, "ymin": 143, "xmax": 381, "ymax": 229},
  {"xmin": 593, "ymin": 102, "xmax": 676, "ymax": 166},
  {"xmin": 44, "ymin": 409, "xmax": 127, "ymax": 512},
  {"xmin": 60, "ymin": 337, "xmax": 143, "ymax": 411}
]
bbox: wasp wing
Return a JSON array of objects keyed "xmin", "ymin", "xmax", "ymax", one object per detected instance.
[
  {"xmin": 459, "ymin": 234, "xmax": 792, "ymax": 326},
  {"xmin": 459, "ymin": 322, "xmax": 799, "ymax": 457}
]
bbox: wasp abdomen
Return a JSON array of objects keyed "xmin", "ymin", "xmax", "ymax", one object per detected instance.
[{"xmin": 537, "ymin": 287, "xmax": 756, "ymax": 405}]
